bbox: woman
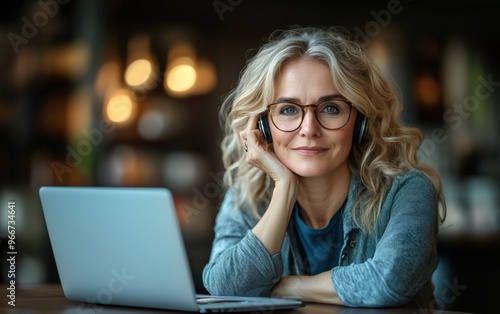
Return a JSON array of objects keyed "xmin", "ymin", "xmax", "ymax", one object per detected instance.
[{"xmin": 202, "ymin": 26, "xmax": 446, "ymax": 308}]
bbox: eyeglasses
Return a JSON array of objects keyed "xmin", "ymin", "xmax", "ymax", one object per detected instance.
[{"xmin": 267, "ymin": 97, "xmax": 353, "ymax": 132}]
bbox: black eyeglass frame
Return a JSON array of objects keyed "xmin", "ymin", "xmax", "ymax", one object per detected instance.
[{"xmin": 266, "ymin": 98, "xmax": 353, "ymax": 132}]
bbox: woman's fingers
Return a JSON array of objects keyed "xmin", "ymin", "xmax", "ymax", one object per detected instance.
[
  {"xmin": 239, "ymin": 116, "xmax": 295, "ymax": 183},
  {"xmin": 240, "ymin": 115, "xmax": 263, "ymax": 152}
]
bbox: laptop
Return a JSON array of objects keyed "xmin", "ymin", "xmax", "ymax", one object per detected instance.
[{"xmin": 39, "ymin": 186, "xmax": 303, "ymax": 313}]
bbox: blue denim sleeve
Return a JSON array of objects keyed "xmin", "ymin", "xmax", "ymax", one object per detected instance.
[
  {"xmin": 202, "ymin": 190, "xmax": 283, "ymax": 296},
  {"xmin": 331, "ymin": 171, "xmax": 439, "ymax": 307}
]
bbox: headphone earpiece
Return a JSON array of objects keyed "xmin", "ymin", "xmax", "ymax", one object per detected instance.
[
  {"xmin": 257, "ymin": 113, "xmax": 273, "ymax": 144},
  {"xmin": 353, "ymin": 112, "xmax": 367, "ymax": 143}
]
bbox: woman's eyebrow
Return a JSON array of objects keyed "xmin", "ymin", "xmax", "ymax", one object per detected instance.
[
  {"xmin": 274, "ymin": 94, "xmax": 348, "ymax": 104},
  {"xmin": 274, "ymin": 96, "xmax": 301, "ymax": 104},
  {"xmin": 318, "ymin": 94, "xmax": 349, "ymax": 102}
]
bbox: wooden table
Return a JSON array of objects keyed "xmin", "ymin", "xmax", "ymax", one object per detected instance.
[{"xmin": 4, "ymin": 284, "xmax": 474, "ymax": 314}]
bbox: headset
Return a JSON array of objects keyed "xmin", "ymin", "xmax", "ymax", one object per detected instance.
[{"xmin": 257, "ymin": 112, "xmax": 367, "ymax": 144}]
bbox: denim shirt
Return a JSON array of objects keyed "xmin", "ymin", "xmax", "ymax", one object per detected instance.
[{"xmin": 202, "ymin": 170, "xmax": 439, "ymax": 308}]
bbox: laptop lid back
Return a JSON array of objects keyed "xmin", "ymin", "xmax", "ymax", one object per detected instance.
[{"xmin": 39, "ymin": 186, "xmax": 199, "ymax": 312}]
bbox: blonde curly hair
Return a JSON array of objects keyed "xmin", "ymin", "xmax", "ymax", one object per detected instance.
[{"xmin": 219, "ymin": 26, "xmax": 446, "ymax": 233}]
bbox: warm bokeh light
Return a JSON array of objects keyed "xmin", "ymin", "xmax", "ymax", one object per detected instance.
[
  {"xmin": 165, "ymin": 58, "xmax": 197, "ymax": 93},
  {"xmin": 105, "ymin": 89, "xmax": 136, "ymax": 123},
  {"xmin": 164, "ymin": 42, "xmax": 217, "ymax": 97},
  {"xmin": 124, "ymin": 58, "xmax": 153, "ymax": 87}
]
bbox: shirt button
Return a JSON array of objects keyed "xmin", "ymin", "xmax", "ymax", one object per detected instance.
[
  {"xmin": 349, "ymin": 240, "xmax": 356, "ymax": 248},
  {"xmin": 341, "ymin": 253, "xmax": 346, "ymax": 260}
]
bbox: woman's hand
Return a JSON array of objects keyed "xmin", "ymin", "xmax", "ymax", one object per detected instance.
[
  {"xmin": 240, "ymin": 115, "xmax": 296, "ymax": 185},
  {"xmin": 271, "ymin": 272, "xmax": 343, "ymax": 305}
]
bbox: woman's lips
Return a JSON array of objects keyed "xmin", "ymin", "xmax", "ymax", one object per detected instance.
[{"xmin": 292, "ymin": 146, "xmax": 328, "ymax": 155}]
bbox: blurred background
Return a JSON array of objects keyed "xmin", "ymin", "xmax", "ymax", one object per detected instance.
[{"xmin": 0, "ymin": 0, "xmax": 499, "ymax": 312}]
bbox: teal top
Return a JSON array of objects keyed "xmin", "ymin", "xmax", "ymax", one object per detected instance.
[
  {"xmin": 203, "ymin": 170, "xmax": 439, "ymax": 308},
  {"xmin": 293, "ymin": 202, "xmax": 344, "ymax": 275}
]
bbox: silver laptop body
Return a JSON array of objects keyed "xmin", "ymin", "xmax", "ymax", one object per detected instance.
[{"xmin": 39, "ymin": 186, "xmax": 303, "ymax": 313}]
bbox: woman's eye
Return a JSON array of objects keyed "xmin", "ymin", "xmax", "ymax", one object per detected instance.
[
  {"xmin": 321, "ymin": 103, "xmax": 340, "ymax": 114},
  {"xmin": 280, "ymin": 105, "xmax": 299, "ymax": 115}
]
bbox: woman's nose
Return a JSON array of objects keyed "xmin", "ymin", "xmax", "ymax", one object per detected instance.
[{"xmin": 299, "ymin": 108, "xmax": 321, "ymax": 138}]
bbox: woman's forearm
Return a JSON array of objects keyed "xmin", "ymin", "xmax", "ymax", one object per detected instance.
[
  {"xmin": 203, "ymin": 231, "xmax": 284, "ymax": 297},
  {"xmin": 271, "ymin": 271, "xmax": 344, "ymax": 305},
  {"xmin": 251, "ymin": 180, "xmax": 297, "ymax": 255}
]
